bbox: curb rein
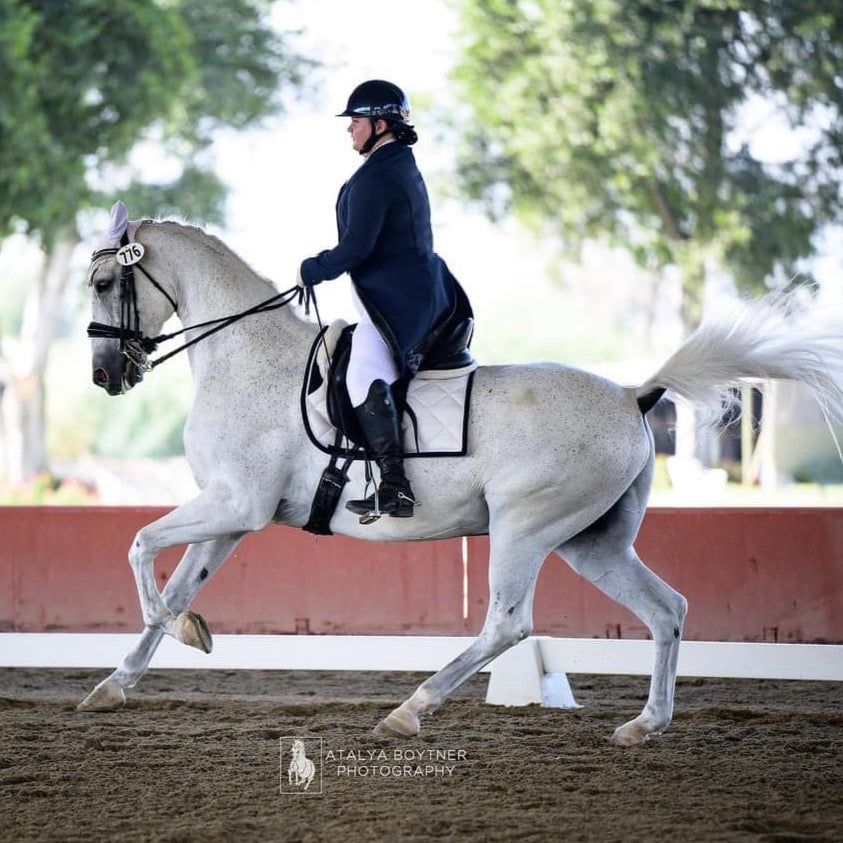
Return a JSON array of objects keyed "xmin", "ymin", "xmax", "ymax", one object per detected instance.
[{"xmin": 86, "ymin": 241, "xmax": 314, "ymax": 375}]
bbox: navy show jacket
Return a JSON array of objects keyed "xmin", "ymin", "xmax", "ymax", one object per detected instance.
[{"xmin": 300, "ymin": 142, "xmax": 459, "ymax": 375}]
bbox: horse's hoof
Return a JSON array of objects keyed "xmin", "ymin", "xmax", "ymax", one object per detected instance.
[
  {"xmin": 611, "ymin": 720, "xmax": 650, "ymax": 747},
  {"xmin": 77, "ymin": 679, "xmax": 126, "ymax": 712},
  {"xmin": 172, "ymin": 611, "xmax": 213, "ymax": 653},
  {"xmin": 374, "ymin": 708, "xmax": 420, "ymax": 738}
]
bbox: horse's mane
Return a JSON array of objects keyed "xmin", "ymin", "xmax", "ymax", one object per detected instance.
[{"xmin": 138, "ymin": 219, "xmax": 274, "ymax": 286}]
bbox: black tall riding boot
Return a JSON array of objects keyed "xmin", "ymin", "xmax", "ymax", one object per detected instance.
[{"xmin": 346, "ymin": 379, "xmax": 416, "ymax": 520}]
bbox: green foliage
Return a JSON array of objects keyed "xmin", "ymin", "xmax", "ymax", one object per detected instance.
[
  {"xmin": 0, "ymin": 0, "xmax": 314, "ymax": 472},
  {"xmin": 89, "ymin": 381, "xmax": 190, "ymax": 459},
  {"xmin": 178, "ymin": 0, "xmax": 311, "ymax": 134},
  {"xmin": 451, "ymin": 0, "xmax": 843, "ymax": 326},
  {"xmin": 0, "ymin": 0, "xmax": 314, "ymax": 246},
  {"xmin": 46, "ymin": 336, "xmax": 193, "ymax": 460}
]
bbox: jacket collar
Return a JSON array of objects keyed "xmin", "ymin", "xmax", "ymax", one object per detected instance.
[{"xmin": 361, "ymin": 141, "xmax": 408, "ymax": 168}]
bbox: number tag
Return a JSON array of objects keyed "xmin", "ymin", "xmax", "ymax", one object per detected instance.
[{"xmin": 116, "ymin": 242, "xmax": 145, "ymax": 266}]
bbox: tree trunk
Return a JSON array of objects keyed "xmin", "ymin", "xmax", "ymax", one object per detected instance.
[{"xmin": 0, "ymin": 226, "xmax": 78, "ymax": 484}]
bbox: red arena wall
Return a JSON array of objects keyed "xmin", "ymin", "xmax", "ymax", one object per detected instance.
[{"xmin": 1, "ymin": 507, "xmax": 840, "ymax": 642}]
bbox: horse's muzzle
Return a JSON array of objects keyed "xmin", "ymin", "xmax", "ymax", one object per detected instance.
[
  {"xmin": 92, "ymin": 354, "xmax": 142, "ymax": 396},
  {"xmin": 92, "ymin": 365, "xmax": 124, "ymax": 396}
]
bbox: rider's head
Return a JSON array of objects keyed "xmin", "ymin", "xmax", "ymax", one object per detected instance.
[{"xmin": 337, "ymin": 79, "xmax": 418, "ymax": 155}]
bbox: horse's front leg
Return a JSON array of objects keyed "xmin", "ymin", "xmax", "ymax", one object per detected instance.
[
  {"xmin": 126, "ymin": 489, "xmax": 266, "ymax": 632},
  {"xmin": 77, "ymin": 532, "xmax": 242, "ymax": 712}
]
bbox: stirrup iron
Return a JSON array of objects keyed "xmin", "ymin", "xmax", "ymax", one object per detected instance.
[
  {"xmin": 346, "ymin": 483, "xmax": 418, "ymax": 523},
  {"xmin": 358, "ymin": 485, "xmax": 382, "ymax": 525}
]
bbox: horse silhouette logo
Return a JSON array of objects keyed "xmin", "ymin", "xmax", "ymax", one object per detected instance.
[{"xmin": 280, "ymin": 737, "xmax": 322, "ymax": 794}]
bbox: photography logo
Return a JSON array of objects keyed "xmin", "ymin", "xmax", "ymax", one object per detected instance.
[{"xmin": 280, "ymin": 737, "xmax": 323, "ymax": 795}]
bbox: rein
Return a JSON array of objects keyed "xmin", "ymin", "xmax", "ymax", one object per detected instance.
[{"xmin": 87, "ymin": 245, "xmax": 311, "ymax": 372}]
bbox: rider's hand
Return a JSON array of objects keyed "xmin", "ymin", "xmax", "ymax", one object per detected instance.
[{"xmin": 296, "ymin": 265, "xmax": 306, "ymax": 288}]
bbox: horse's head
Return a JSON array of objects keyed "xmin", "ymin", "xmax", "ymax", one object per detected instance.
[{"xmin": 87, "ymin": 205, "xmax": 178, "ymax": 395}]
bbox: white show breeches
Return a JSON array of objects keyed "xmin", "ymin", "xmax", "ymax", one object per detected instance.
[{"xmin": 347, "ymin": 290, "xmax": 400, "ymax": 406}]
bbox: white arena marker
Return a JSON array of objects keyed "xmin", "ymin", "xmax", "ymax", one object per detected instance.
[{"xmin": 485, "ymin": 638, "xmax": 580, "ymax": 708}]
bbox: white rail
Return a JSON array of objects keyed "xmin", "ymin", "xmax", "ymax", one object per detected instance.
[{"xmin": 2, "ymin": 634, "xmax": 839, "ymax": 708}]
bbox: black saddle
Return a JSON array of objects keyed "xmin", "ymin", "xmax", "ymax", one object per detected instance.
[
  {"xmin": 304, "ymin": 290, "xmax": 475, "ymax": 452},
  {"xmin": 419, "ymin": 277, "xmax": 475, "ymax": 371}
]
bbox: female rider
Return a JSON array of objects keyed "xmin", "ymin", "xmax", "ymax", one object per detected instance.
[{"xmin": 299, "ymin": 79, "xmax": 470, "ymax": 522}]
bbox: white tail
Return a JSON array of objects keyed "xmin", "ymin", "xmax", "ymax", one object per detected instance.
[{"xmin": 636, "ymin": 294, "xmax": 843, "ymax": 449}]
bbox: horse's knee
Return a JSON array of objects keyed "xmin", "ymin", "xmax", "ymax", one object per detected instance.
[{"xmin": 128, "ymin": 529, "xmax": 155, "ymax": 572}]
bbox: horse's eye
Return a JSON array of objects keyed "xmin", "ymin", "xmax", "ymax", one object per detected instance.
[{"xmin": 94, "ymin": 277, "xmax": 113, "ymax": 294}]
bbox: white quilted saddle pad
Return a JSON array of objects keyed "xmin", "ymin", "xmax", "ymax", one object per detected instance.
[{"xmin": 304, "ymin": 321, "xmax": 476, "ymax": 457}]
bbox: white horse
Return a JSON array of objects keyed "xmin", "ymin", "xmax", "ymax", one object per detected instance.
[
  {"xmin": 288, "ymin": 740, "xmax": 315, "ymax": 790},
  {"xmin": 80, "ymin": 210, "xmax": 842, "ymax": 746}
]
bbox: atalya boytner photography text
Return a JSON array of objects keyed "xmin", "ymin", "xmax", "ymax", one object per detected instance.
[
  {"xmin": 329, "ymin": 747, "xmax": 468, "ymax": 778},
  {"xmin": 280, "ymin": 738, "xmax": 470, "ymax": 793}
]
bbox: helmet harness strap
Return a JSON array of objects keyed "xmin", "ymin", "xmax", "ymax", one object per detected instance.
[{"xmin": 359, "ymin": 116, "xmax": 390, "ymax": 156}]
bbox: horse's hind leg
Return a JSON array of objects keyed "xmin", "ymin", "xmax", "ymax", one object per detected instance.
[
  {"xmin": 77, "ymin": 535, "xmax": 241, "ymax": 711},
  {"xmin": 563, "ymin": 543, "xmax": 687, "ymax": 746},
  {"xmin": 557, "ymin": 468, "xmax": 688, "ymax": 746},
  {"xmin": 376, "ymin": 524, "xmax": 548, "ymax": 737}
]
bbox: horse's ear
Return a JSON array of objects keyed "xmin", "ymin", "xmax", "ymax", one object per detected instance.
[{"xmin": 106, "ymin": 201, "xmax": 129, "ymax": 244}]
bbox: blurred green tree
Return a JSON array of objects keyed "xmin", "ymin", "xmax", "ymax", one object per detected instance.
[
  {"xmin": 0, "ymin": 0, "xmax": 313, "ymax": 482},
  {"xmin": 450, "ymin": 0, "xmax": 843, "ymax": 330}
]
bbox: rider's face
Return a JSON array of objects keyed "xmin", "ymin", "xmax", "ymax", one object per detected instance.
[
  {"xmin": 348, "ymin": 117, "xmax": 372, "ymax": 152},
  {"xmin": 348, "ymin": 117, "xmax": 387, "ymax": 152}
]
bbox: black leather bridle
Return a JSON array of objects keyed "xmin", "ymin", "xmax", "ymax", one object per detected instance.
[{"xmin": 87, "ymin": 237, "xmax": 304, "ymax": 375}]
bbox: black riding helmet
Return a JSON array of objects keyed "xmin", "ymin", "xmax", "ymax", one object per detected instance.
[{"xmin": 338, "ymin": 79, "xmax": 418, "ymax": 154}]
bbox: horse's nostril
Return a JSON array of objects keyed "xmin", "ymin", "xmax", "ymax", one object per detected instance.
[{"xmin": 93, "ymin": 368, "xmax": 108, "ymax": 387}]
